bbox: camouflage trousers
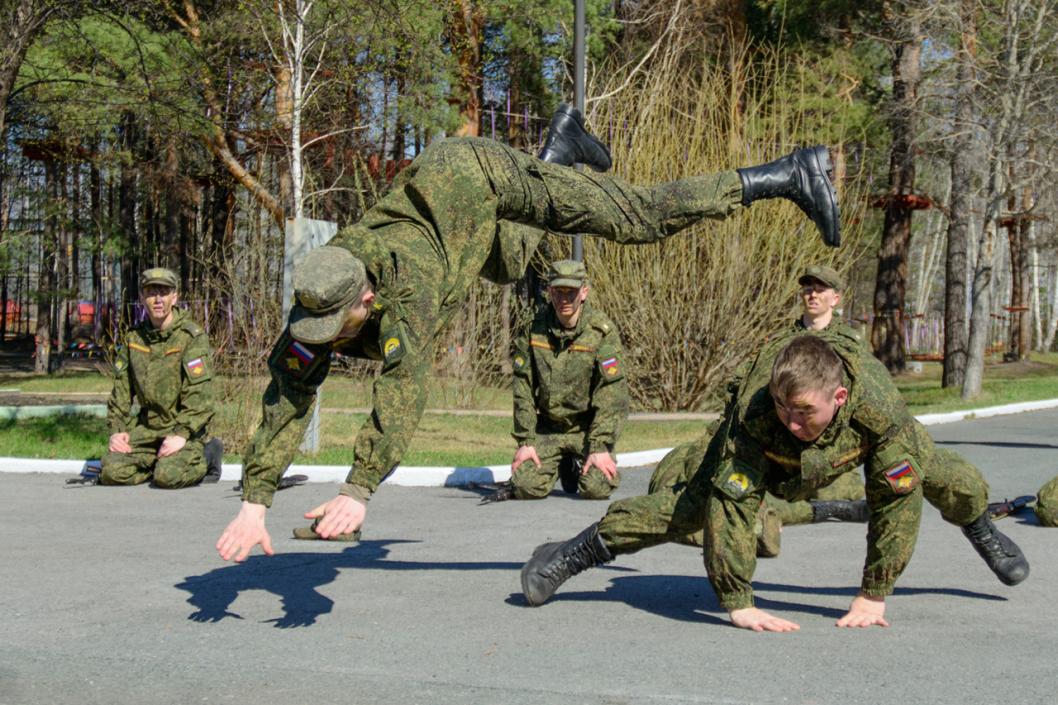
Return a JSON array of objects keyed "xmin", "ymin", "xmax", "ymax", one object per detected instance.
[
  {"xmin": 599, "ymin": 422, "xmax": 987, "ymax": 555},
  {"xmin": 1037, "ymin": 474, "xmax": 1058, "ymax": 527},
  {"xmin": 100, "ymin": 426, "xmax": 207, "ymax": 489},
  {"xmin": 511, "ymin": 431, "xmax": 619, "ymax": 500}
]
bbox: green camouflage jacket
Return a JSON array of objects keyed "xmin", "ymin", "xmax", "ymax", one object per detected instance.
[
  {"xmin": 106, "ymin": 308, "xmax": 214, "ymax": 439},
  {"xmin": 512, "ymin": 302, "xmax": 627, "ymax": 453},
  {"xmin": 239, "ymin": 170, "xmax": 544, "ymax": 507},
  {"xmin": 703, "ymin": 324, "xmax": 926, "ymax": 610}
]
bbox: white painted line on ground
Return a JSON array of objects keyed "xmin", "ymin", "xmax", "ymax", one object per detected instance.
[{"xmin": 7, "ymin": 398, "xmax": 1058, "ymax": 485}]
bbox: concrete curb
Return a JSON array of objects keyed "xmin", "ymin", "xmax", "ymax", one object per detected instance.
[{"xmin": 7, "ymin": 399, "xmax": 1058, "ymax": 486}]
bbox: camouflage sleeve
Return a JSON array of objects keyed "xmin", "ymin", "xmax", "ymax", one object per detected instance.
[
  {"xmin": 587, "ymin": 327, "xmax": 628, "ymax": 454},
  {"xmin": 106, "ymin": 343, "xmax": 133, "ymax": 434},
  {"xmin": 511, "ymin": 324, "xmax": 537, "ymax": 446},
  {"xmin": 241, "ymin": 331, "xmax": 331, "ymax": 507},
  {"xmin": 703, "ymin": 431, "xmax": 769, "ymax": 611},
  {"xmin": 172, "ymin": 330, "xmax": 214, "ymax": 438},
  {"xmin": 859, "ymin": 414, "xmax": 925, "ymax": 597},
  {"xmin": 341, "ymin": 311, "xmax": 432, "ymax": 499}
]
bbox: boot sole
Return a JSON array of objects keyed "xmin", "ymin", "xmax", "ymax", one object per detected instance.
[{"xmin": 802, "ymin": 146, "xmax": 840, "ymax": 247}]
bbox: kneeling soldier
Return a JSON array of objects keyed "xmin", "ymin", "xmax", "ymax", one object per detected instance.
[
  {"xmin": 485, "ymin": 260, "xmax": 628, "ymax": 503},
  {"xmin": 101, "ymin": 268, "xmax": 221, "ymax": 488}
]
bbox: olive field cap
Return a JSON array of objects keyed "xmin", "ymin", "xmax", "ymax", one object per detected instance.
[
  {"xmin": 798, "ymin": 264, "xmax": 844, "ymax": 292},
  {"xmin": 548, "ymin": 259, "xmax": 588, "ymax": 288},
  {"xmin": 140, "ymin": 267, "xmax": 179, "ymax": 290},
  {"xmin": 289, "ymin": 246, "xmax": 368, "ymax": 344}
]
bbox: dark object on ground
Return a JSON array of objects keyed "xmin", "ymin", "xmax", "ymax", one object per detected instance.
[
  {"xmin": 233, "ymin": 473, "xmax": 308, "ymax": 493},
  {"xmin": 202, "ymin": 438, "xmax": 224, "ymax": 484},
  {"xmin": 558, "ymin": 455, "xmax": 583, "ymax": 495},
  {"xmin": 811, "ymin": 499, "xmax": 869, "ymax": 522},
  {"xmin": 292, "ymin": 517, "xmax": 361, "ymax": 542},
  {"xmin": 987, "ymin": 495, "xmax": 1036, "ymax": 520},
  {"xmin": 478, "ymin": 481, "xmax": 514, "ymax": 504},
  {"xmin": 65, "ymin": 459, "xmax": 101, "ymax": 488}
]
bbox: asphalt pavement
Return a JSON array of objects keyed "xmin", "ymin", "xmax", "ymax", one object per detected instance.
[{"xmin": 1, "ymin": 409, "xmax": 1056, "ymax": 705}]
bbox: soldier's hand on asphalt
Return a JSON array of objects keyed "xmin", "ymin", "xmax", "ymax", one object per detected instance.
[
  {"xmin": 583, "ymin": 452, "xmax": 617, "ymax": 480},
  {"xmin": 157, "ymin": 434, "xmax": 187, "ymax": 458},
  {"xmin": 305, "ymin": 494, "xmax": 366, "ymax": 539},
  {"xmin": 216, "ymin": 501, "xmax": 274, "ymax": 562},
  {"xmin": 836, "ymin": 594, "xmax": 889, "ymax": 628},
  {"xmin": 108, "ymin": 432, "xmax": 131, "ymax": 454},
  {"xmin": 728, "ymin": 607, "xmax": 801, "ymax": 633},
  {"xmin": 511, "ymin": 445, "xmax": 541, "ymax": 473}
]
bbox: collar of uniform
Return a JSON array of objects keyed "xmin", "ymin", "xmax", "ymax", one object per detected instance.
[{"xmin": 140, "ymin": 307, "xmax": 186, "ymax": 343}]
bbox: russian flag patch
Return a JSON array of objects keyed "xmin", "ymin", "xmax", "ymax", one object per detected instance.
[
  {"xmin": 601, "ymin": 356, "xmax": 619, "ymax": 376},
  {"xmin": 290, "ymin": 341, "xmax": 315, "ymax": 364},
  {"xmin": 884, "ymin": 459, "xmax": 919, "ymax": 494}
]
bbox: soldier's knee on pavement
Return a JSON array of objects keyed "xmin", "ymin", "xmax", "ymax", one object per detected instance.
[{"xmin": 99, "ymin": 457, "xmax": 148, "ymax": 486}]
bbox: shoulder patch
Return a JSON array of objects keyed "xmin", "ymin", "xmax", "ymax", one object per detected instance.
[
  {"xmin": 883, "ymin": 459, "xmax": 920, "ymax": 494},
  {"xmin": 380, "ymin": 323, "xmax": 409, "ymax": 367},
  {"xmin": 513, "ymin": 353, "xmax": 526, "ymax": 370},
  {"xmin": 600, "ymin": 356, "xmax": 620, "ymax": 377},
  {"xmin": 712, "ymin": 459, "xmax": 764, "ymax": 501},
  {"xmin": 113, "ymin": 357, "xmax": 127, "ymax": 373}
]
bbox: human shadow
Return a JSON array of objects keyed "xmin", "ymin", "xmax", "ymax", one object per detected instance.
[
  {"xmin": 506, "ymin": 574, "xmax": 1006, "ymax": 625},
  {"xmin": 175, "ymin": 539, "xmax": 521, "ymax": 629},
  {"xmin": 935, "ymin": 439, "xmax": 1058, "ymax": 450}
]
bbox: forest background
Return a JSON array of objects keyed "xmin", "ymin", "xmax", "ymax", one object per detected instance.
[{"xmin": 2, "ymin": 0, "xmax": 1058, "ymax": 452}]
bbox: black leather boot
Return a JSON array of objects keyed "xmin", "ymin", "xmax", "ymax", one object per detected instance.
[
  {"xmin": 961, "ymin": 512, "xmax": 1030, "ymax": 586},
  {"xmin": 537, "ymin": 103, "xmax": 612, "ymax": 172},
  {"xmin": 736, "ymin": 145, "xmax": 841, "ymax": 247},
  {"xmin": 811, "ymin": 499, "xmax": 869, "ymax": 523},
  {"xmin": 202, "ymin": 438, "xmax": 224, "ymax": 484},
  {"xmin": 521, "ymin": 522, "xmax": 613, "ymax": 606}
]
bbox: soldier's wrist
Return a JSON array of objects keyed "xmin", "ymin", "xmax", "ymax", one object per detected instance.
[
  {"xmin": 241, "ymin": 485, "xmax": 276, "ymax": 509},
  {"xmin": 719, "ymin": 591, "xmax": 755, "ymax": 612},
  {"xmin": 338, "ymin": 482, "xmax": 372, "ymax": 503}
]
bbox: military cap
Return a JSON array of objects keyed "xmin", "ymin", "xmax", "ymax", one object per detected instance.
[
  {"xmin": 289, "ymin": 245, "xmax": 368, "ymax": 344},
  {"xmin": 798, "ymin": 264, "xmax": 845, "ymax": 291},
  {"xmin": 547, "ymin": 259, "xmax": 588, "ymax": 288},
  {"xmin": 140, "ymin": 267, "xmax": 179, "ymax": 290}
]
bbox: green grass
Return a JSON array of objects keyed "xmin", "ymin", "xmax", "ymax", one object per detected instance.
[{"xmin": 894, "ymin": 353, "xmax": 1058, "ymax": 414}]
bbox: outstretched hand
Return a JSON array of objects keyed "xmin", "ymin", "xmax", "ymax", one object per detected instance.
[
  {"xmin": 304, "ymin": 494, "xmax": 366, "ymax": 539},
  {"xmin": 216, "ymin": 501, "xmax": 274, "ymax": 562},
  {"xmin": 836, "ymin": 594, "xmax": 889, "ymax": 628},
  {"xmin": 729, "ymin": 607, "xmax": 801, "ymax": 633}
]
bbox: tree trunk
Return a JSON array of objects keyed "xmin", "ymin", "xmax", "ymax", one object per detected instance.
[
  {"xmin": 871, "ymin": 24, "xmax": 922, "ymax": 373},
  {"xmin": 943, "ymin": 0, "xmax": 977, "ymax": 387},
  {"xmin": 36, "ymin": 160, "xmax": 59, "ymax": 374},
  {"xmin": 447, "ymin": 0, "xmax": 484, "ymax": 137},
  {"xmin": 0, "ymin": 1, "xmax": 53, "ymax": 150}
]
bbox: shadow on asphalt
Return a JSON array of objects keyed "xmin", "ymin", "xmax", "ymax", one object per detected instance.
[
  {"xmin": 175, "ymin": 540, "xmax": 522, "ymax": 629},
  {"xmin": 504, "ymin": 575, "xmax": 1007, "ymax": 625},
  {"xmin": 935, "ymin": 439, "xmax": 1058, "ymax": 450}
]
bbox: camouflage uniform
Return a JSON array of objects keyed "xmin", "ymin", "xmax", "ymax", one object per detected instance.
[
  {"xmin": 239, "ymin": 136, "xmax": 744, "ymax": 508},
  {"xmin": 647, "ymin": 317, "xmax": 865, "ymax": 551},
  {"xmin": 1036, "ymin": 475, "xmax": 1058, "ymax": 527},
  {"xmin": 599, "ymin": 324, "xmax": 988, "ymax": 610},
  {"xmin": 511, "ymin": 300, "xmax": 628, "ymax": 499},
  {"xmin": 101, "ymin": 307, "xmax": 214, "ymax": 488}
]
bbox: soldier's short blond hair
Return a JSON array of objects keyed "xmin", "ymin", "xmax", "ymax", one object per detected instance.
[{"xmin": 769, "ymin": 335, "xmax": 843, "ymax": 403}]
